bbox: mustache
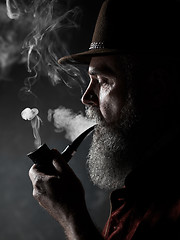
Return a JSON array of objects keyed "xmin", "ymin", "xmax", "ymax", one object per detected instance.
[{"xmin": 85, "ymin": 106, "xmax": 104, "ymax": 124}]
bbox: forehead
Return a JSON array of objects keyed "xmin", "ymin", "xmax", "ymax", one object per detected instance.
[{"xmin": 88, "ymin": 55, "xmax": 123, "ymax": 76}]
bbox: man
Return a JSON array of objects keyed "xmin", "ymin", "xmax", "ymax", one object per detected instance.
[{"xmin": 29, "ymin": 0, "xmax": 180, "ymax": 239}]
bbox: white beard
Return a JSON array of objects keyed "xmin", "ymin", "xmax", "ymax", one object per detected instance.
[{"xmin": 85, "ymin": 94, "xmax": 138, "ymax": 190}]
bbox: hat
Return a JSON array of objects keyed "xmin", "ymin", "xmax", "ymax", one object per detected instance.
[{"xmin": 58, "ymin": 0, "xmax": 180, "ymax": 65}]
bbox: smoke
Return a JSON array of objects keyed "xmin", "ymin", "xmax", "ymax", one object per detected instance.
[
  {"xmin": 5, "ymin": 0, "xmax": 85, "ymax": 94},
  {"xmin": 21, "ymin": 107, "xmax": 42, "ymax": 148},
  {"xmin": 0, "ymin": 3, "xmax": 33, "ymax": 81},
  {"xmin": 6, "ymin": 0, "xmax": 20, "ymax": 19},
  {"xmin": 48, "ymin": 106, "xmax": 96, "ymax": 142},
  {"xmin": 30, "ymin": 115, "xmax": 42, "ymax": 148},
  {"xmin": 5, "ymin": 1, "xmax": 91, "ymax": 145}
]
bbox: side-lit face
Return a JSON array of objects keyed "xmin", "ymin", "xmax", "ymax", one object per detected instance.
[
  {"xmin": 82, "ymin": 55, "xmax": 137, "ymax": 190},
  {"xmin": 81, "ymin": 55, "xmax": 128, "ymax": 124},
  {"xmin": 82, "ymin": 54, "xmax": 172, "ymax": 190}
]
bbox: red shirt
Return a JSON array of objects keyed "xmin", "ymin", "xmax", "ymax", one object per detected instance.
[{"xmin": 102, "ymin": 172, "xmax": 180, "ymax": 240}]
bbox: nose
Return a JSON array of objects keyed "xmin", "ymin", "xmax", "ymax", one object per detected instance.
[{"xmin": 81, "ymin": 82, "xmax": 99, "ymax": 107}]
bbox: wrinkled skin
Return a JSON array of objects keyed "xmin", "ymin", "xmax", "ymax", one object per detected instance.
[
  {"xmin": 29, "ymin": 150, "xmax": 84, "ymax": 224},
  {"xmin": 82, "ymin": 55, "xmax": 128, "ymax": 123}
]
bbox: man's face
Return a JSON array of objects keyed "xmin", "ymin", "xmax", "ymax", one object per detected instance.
[
  {"xmin": 81, "ymin": 55, "xmax": 137, "ymax": 190},
  {"xmin": 82, "ymin": 55, "xmax": 128, "ymax": 124}
]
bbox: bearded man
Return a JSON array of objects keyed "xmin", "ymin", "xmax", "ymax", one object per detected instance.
[{"xmin": 29, "ymin": 0, "xmax": 180, "ymax": 239}]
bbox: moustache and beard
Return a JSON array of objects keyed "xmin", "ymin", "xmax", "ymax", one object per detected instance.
[{"xmin": 85, "ymin": 92, "xmax": 139, "ymax": 190}]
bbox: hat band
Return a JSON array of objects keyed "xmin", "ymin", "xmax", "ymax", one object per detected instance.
[{"xmin": 89, "ymin": 41, "xmax": 105, "ymax": 50}]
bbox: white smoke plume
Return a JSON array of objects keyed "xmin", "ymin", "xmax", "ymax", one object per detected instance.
[
  {"xmin": 0, "ymin": 3, "xmax": 33, "ymax": 81},
  {"xmin": 21, "ymin": 107, "xmax": 42, "ymax": 148},
  {"xmin": 6, "ymin": 0, "xmax": 20, "ymax": 19},
  {"xmin": 48, "ymin": 106, "xmax": 96, "ymax": 142},
  {"xmin": 5, "ymin": 0, "xmax": 84, "ymax": 93}
]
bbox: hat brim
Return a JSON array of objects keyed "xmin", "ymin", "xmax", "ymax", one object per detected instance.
[{"xmin": 58, "ymin": 48, "xmax": 120, "ymax": 65}]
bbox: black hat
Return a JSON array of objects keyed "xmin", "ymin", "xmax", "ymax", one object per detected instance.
[{"xmin": 58, "ymin": 0, "xmax": 180, "ymax": 65}]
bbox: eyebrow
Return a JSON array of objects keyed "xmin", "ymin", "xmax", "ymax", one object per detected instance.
[{"xmin": 88, "ymin": 65, "xmax": 114, "ymax": 77}]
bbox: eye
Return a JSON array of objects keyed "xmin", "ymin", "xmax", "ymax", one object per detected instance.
[
  {"xmin": 101, "ymin": 77, "xmax": 109, "ymax": 85},
  {"xmin": 98, "ymin": 76, "xmax": 109, "ymax": 85}
]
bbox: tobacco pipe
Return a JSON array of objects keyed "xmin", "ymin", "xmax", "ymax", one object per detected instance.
[{"xmin": 27, "ymin": 125, "xmax": 95, "ymax": 167}]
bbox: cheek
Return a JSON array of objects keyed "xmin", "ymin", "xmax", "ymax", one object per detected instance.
[{"xmin": 99, "ymin": 88, "xmax": 125, "ymax": 123}]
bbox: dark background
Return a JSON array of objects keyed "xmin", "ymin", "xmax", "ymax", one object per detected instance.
[{"xmin": 0, "ymin": 0, "xmax": 110, "ymax": 239}]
